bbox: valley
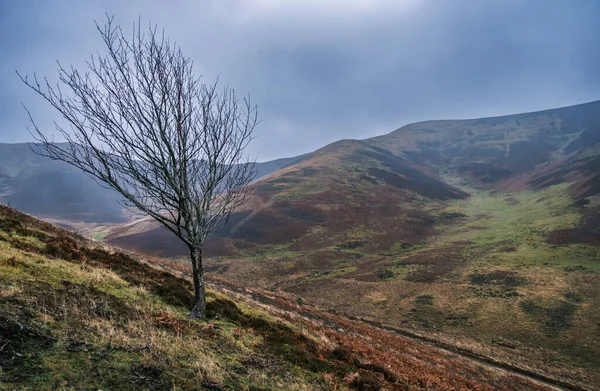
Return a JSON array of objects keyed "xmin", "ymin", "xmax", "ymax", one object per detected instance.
[
  {"xmin": 3, "ymin": 2, "xmax": 599, "ymax": 389},
  {"xmin": 2, "ymin": 100, "xmax": 600, "ymax": 389},
  {"xmin": 171, "ymin": 183, "xmax": 600, "ymax": 388}
]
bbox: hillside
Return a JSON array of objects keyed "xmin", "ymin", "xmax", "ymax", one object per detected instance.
[
  {"xmin": 0, "ymin": 143, "xmax": 305, "ymax": 226},
  {"xmin": 0, "ymin": 204, "xmax": 559, "ymax": 390},
  {"xmin": 107, "ymin": 100, "xmax": 600, "ymax": 256},
  {"xmin": 101, "ymin": 100, "xmax": 600, "ymax": 390},
  {"xmin": 0, "ymin": 143, "xmax": 126, "ymax": 223},
  {"xmin": 105, "ymin": 138, "xmax": 470, "ymax": 257}
]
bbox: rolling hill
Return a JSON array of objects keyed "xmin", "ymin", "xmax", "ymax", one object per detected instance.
[
  {"xmin": 0, "ymin": 143, "xmax": 126, "ymax": 224},
  {"xmin": 102, "ymin": 100, "xmax": 600, "ymax": 389}
]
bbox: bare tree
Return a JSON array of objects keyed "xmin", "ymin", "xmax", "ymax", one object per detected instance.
[{"xmin": 18, "ymin": 16, "xmax": 257, "ymax": 319}]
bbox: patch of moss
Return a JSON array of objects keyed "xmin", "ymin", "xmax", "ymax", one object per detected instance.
[{"xmin": 414, "ymin": 295, "xmax": 434, "ymax": 306}]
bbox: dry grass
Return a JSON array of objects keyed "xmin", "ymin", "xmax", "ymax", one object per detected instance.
[
  {"xmin": 0, "ymin": 203, "xmax": 562, "ymax": 390},
  {"xmin": 0, "ymin": 205, "xmax": 331, "ymax": 390},
  {"xmin": 187, "ymin": 184, "xmax": 600, "ymax": 390}
]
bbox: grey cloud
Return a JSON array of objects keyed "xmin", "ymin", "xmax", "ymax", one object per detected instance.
[{"xmin": 1, "ymin": 0, "xmax": 599, "ymax": 160}]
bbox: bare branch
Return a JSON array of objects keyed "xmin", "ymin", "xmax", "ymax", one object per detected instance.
[{"xmin": 18, "ymin": 15, "xmax": 257, "ymax": 318}]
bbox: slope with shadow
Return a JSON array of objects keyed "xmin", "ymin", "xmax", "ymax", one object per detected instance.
[
  {"xmin": 0, "ymin": 143, "xmax": 306, "ymax": 226},
  {"xmin": 106, "ymin": 138, "xmax": 469, "ymax": 258},
  {"xmin": 368, "ymin": 100, "xmax": 600, "ymax": 186}
]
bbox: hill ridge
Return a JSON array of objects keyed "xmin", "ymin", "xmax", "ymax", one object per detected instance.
[{"xmin": 380, "ymin": 99, "xmax": 600, "ymax": 134}]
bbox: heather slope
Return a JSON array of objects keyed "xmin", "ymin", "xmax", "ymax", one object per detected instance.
[
  {"xmin": 100, "ymin": 100, "xmax": 600, "ymax": 390},
  {"xmin": 106, "ymin": 100, "xmax": 600, "ymax": 258},
  {"xmin": 106, "ymin": 139, "xmax": 469, "ymax": 258},
  {"xmin": 0, "ymin": 204, "xmax": 555, "ymax": 390}
]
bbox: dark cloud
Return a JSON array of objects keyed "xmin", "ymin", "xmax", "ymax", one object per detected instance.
[{"xmin": 1, "ymin": 0, "xmax": 599, "ymax": 160}]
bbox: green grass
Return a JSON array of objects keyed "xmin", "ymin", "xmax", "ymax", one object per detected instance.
[
  {"xmin": 430, "ymin": 183, "xmax": 600, "ymax": 271},
  {"xmin": 92, "ymin": 232, "xmax": 108, "ymax": 241},
  {"xmin": 394, "ymin": 182, "xmax": 600, "ymax": 378},
  {"xmin": 316, "ymin": 266, "xmax": 358, "ymax": 280},
  {"xmin": 225, "ymin": 180, "xmax": 600, "ymax": 387},
  {"xmin": 0, "ymin": 205, "xmax": 368, "ymax": 391},
  {"xmin": 386, "ymin": 264, "xmax": 420, "ymax": 280}
]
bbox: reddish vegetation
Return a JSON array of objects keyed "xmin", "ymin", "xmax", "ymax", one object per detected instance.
[
  {"xmin": 0, "ymin": 204, "xmax": 556, "ymax": 390},
  {"xmin": 106, "ymin": 180, "xmax": 445, "ymax": 258},
  {"xmin": 400, "ymin": 246, "xmax": 467, "ymax": 283},
  {"xmin": 206, "ymin": 277, "xmax": 555, "ymax": 391},
  {"xmin": 547, "ymin": 210, "xmax": 600, "ymax": 246},
  {"xmin": 107, "ymin": 228, "xmax": 188, "ymax": 257},
  {"xmin": 103, "ymin": 140, "xmax": 472, "ymax": 258},
  {"xmin": 531, "ymin": 155, "xmax": 600, "ymax": 198},
  {"xmin": 230, "ymin": 208, "xmax": 314, "ymax": 245}
]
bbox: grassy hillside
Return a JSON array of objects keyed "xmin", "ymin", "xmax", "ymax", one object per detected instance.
[
  {"xmin": 99, "ymin": 101, "xmax": 600, "ymax": 390},
  {"xmin": 106, "ymin": 139, "xmax": 469, "ymax": 258},
  {"xmin": 106, "ymin": 101, "xmax": 600, "ymax": 258},
  {"xmin": 0, "ymin": 204, "xmax": 557, "ymax": 390},
  {"xmin": 202, "ymin": 183, "xmax": 600, "ymax": 389}
]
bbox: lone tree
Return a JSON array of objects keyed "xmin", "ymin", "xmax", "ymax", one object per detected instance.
[{"xmin": 18, "ymin": 16, "xmax": 257, "ymax": 319}]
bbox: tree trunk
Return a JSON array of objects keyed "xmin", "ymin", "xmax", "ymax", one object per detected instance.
[{"xmin": 189, "ymin": 247, "xmax": 206, "ymax": 319}]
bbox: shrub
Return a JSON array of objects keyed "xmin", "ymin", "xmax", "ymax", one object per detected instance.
[{"xmin": 376, "ymin": 268, "xmax": 394, "ymax": 280}]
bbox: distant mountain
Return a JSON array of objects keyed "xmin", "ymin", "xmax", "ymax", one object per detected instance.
[
  {"xmin": 254, "ymin": 153, "xmax": 311, "ymax": 179},
  {"xmin": 367, "ymin": 99, "xmax": 600, "ymax": 189},
  {"xmin": 0, "ymin": 143, "xmax": 125, "ymax": 223},
  {"xmin": 0, "ymin": 142, "xmax": 306, "ymax": 224}
]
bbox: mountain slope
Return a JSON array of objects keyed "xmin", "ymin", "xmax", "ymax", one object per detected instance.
[
  {"xmin": 370, "ymin": 100, "xmax": 600, "ymax": 183},
  {"xmin": 0, "ymin": 204, "xmax": 556, "ymax": 390},
  {"xmin": 107, "ymin": 101, "xmax": 600, "ymax": 257},
  {"xmin": 0, "ymin": 143, "xmax": 306, "ymax": 225},
  {"xmin": 254, "ymin": 153, "xmax": 311, "ymax": 179},
  {"xmin": 0, "ymin": 143, "xmax": 125, "ymax": 223},
  {"xmin": 103, "ymin": 100, "xmax": 600, "ymax": 390},
  {"xmin": 106, "ymin": 138, "xmax": 470, "ymax": 257}
]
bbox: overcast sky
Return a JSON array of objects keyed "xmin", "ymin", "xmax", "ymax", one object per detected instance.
[{"xmin": 1, "ymin": 0, "xmax": 599, "ymax": 161}]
